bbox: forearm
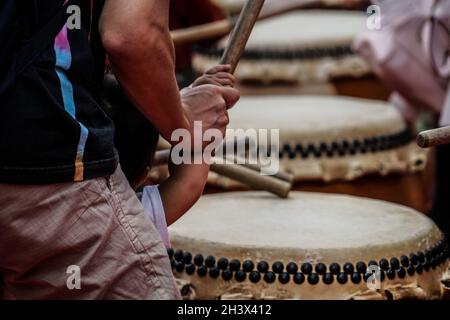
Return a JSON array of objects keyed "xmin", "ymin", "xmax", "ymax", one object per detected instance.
[
  {"xmin": 158, "ymin": 163, "xmax": 210, "ymax": 225},
  {"xmin": 100, "ymin": 0, "xmax": 189, "ymax": 141}
]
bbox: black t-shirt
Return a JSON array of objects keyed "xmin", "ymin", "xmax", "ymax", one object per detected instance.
[{"xmin": 0, "ymin": 0, "xmax": 118, "ymax": 184}]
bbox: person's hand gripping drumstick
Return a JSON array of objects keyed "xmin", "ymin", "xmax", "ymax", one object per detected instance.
[{"xmin": 190, "ymin": 65, "xmax": 237, "ymax": 88}]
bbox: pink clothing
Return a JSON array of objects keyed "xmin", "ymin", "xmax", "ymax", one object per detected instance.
[{"xmin": 354, "ymin": 0, "xmax": 450, "ymax": 125}]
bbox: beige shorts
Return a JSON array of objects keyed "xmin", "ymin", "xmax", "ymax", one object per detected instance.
[{"xmin": 0, "ymin": 166, "xmax": 180, "ymax": 300}]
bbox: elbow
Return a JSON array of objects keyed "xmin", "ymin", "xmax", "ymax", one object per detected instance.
[{"xmin": 100, "ymin": 22, "xmax": 168, "ymax": 59}]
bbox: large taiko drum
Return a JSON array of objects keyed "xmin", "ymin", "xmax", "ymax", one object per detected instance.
[
  {"xmin": 208, "ymin": 95, "xmax": 430, "ymax": 212},
  {"xmin": 168, "ymin": 192, "xmax": 449, "ymax": 300},
  {"xmin": 193, "ymin": 11, "xmax": 389, "ymax": 99}
]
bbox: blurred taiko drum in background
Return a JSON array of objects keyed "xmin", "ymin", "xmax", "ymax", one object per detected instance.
[
  {"xmin": 208, "ymin": 96, "xmax": 430, "ymax": 212},
  {"xmin": 193, "ymin": 10, "xmax": 390, "ymax": 100},
  {"xmin": 169, "ymin": 191, "xmax": 450, "ymax": 300}
]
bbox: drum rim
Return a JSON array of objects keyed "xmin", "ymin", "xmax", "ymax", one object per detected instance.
[{"xmin": 168, "ymin": 235, "xmax": 449, "ymax": 286}]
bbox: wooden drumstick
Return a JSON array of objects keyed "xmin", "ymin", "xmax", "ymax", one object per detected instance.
[
  {"xmin": 153, "ymin": 149, "xmax": 292, "ymax": 198},
  {"xmin": 417, "ymin": 126, "xmax": 450, "ymax": 148},
  {"xmin": 171, "ymin": 0, "xmax": 320, "ymax": 45},
  {"xmin": 219, "ymin": 0, "xmax": 265, "ymax": 73}
]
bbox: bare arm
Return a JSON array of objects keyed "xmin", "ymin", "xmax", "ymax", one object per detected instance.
[
  {"xmin": 99, "ymin": 0, "xmax": 189, "ymax": 141},
  {"xmin": 159, "ymin": 162, "xmax": 210, "ymax": 226}
]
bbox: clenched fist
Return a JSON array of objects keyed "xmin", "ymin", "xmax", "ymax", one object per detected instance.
[{"xmin": 180, "ymin": 83, "xmax": 240, "ymax": 144}]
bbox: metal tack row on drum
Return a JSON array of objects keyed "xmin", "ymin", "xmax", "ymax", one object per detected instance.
[{"xmin": 168, "ymin": 192, "xmax": 449, "ymax": 300}]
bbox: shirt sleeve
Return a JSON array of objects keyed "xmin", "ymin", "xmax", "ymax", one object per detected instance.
[{"xmin": 141, "ymin": 186, "xmax": 171, "ymax": 249}]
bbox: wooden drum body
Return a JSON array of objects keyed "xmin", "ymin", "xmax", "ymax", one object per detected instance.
[
  {"xmin": 208, "ymin": 96, "xmax": 430, "ymax": 212},
  {"xmin": 169, "ymin": 192, "xmax": 449, "ymax": 300}
]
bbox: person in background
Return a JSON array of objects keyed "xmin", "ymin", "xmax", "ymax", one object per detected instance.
[
  {"xmin": 170, "ymin": 0, "xmax": 227, "ymax": 88},
  {"xmin": 354, "ymin": 0, "xmax": 450, "ymax": 243}
]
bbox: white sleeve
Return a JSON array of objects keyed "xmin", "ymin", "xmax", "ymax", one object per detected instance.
[{"xmin": 141, "ymin": 186, "xmax": 171, "ymax": 249}]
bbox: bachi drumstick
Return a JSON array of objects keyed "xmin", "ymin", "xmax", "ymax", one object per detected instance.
[{"xmin": 417, "ymin": 126, "xmax": 450, "ymax": 148}]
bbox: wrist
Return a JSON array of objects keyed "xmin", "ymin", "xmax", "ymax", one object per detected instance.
[{"xmin": 169, "ymin": 163, "xmax": 210, "ymax": 192}]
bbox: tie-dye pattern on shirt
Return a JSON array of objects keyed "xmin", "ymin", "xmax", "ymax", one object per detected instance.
[{"xmin": 54, "ymin": 24, "xmax": 89, "ymax": 181}]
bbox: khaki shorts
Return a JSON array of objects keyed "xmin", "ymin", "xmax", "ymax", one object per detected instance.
[{"xmin": 0, "ymin": 166, "xmax": 180, "ymax": 300}]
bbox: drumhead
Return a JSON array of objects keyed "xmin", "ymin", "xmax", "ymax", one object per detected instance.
[
  {"xmin": 170, "ymin": 192, "xmax": 442, "ymax": 263},
  {"xmin": 169, "ymin": 192, "xmax": 448, "ymax": 300}
]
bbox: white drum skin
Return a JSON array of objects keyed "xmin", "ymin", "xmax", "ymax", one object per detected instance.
[
  {"xmin": 205, "ymin": 95, "xmax": 430, "ymax": 213},
  {"xmin": 169, "ymin": 192, "xmax": 449, "ymax": 300}
]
